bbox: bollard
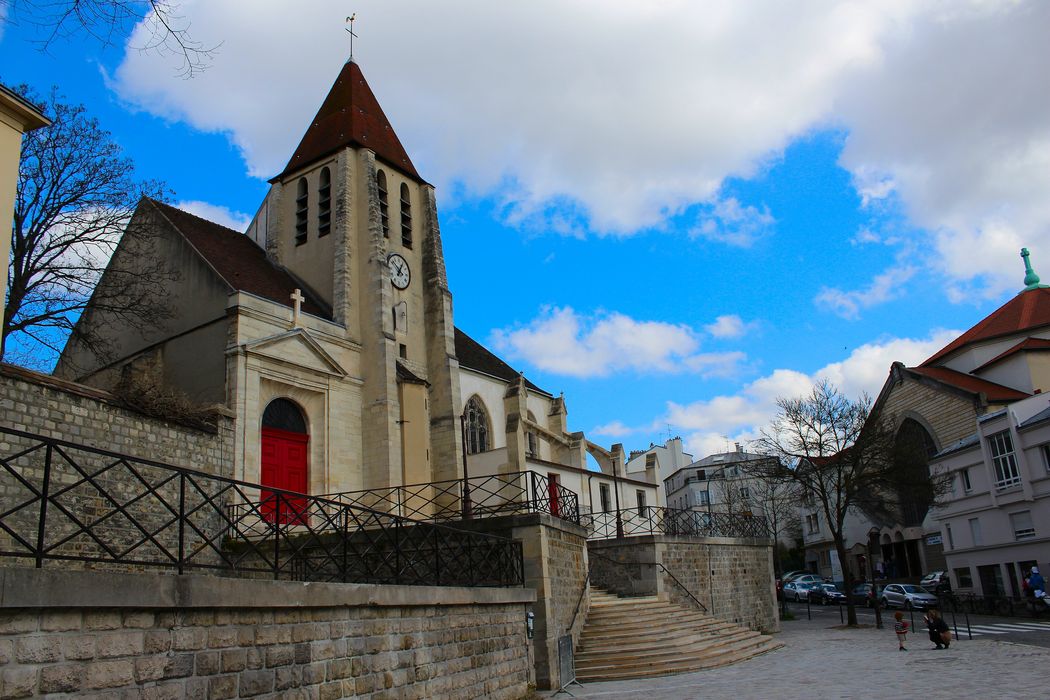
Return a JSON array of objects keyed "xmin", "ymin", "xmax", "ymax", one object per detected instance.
[
  {"xmin": 965, "ymin": 610, "xmax": 972, "ymax": 640},
  {"xmin": 839, "ymin": 601, "xmax": 844, "ymax": 625},
  {"xmin": 909, "ymin": 606, "xmax": 915, "ymax": 632},
  {"xmin": 807, "ymin": 594, "xmax": 811, "ymax": 620},
  {"xmin": 950, "ymin": 608, "xmax": 959, "ymax": 641}
]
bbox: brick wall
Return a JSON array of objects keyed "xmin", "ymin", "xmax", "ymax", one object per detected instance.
[
  {"xmin": 0, "ymin": 568, "xmax": 534, "ymax": 699},
  {"xmin": 0, "ymin": 364, "xmax": 233, "ymax": 476},
  {"xmin": 588, "ymin": 535, "xmax": 778, "ymax": 633}
]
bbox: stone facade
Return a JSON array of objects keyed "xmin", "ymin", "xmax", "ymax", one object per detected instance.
[
  {"xmin": 0, "ymin": 568, "xmax": 534, "ymax": 699},
  {"xmin": 456, "ymin": 514, "xmax": 588, "ymax": 691},
  {"xmin": 0, "ymin": 364, "xmax": 233, "ymax": 476},
  {"xmin": 588, "ymin": 535, "xmax": 778, "ymax": 634}
]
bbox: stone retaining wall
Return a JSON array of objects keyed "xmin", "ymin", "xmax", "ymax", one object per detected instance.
[
  {"xmin": 0, "ymin": 363, "xmax": 233, "ymax": 476},
  {"xmin": 0, "ymin": 567, "xmax": 534, "ymax": 699},
  {"xmin": 455, "ymin": 514, "xmax": 588, "ymax": 691},
  {"xmin": 588, "ymin": 534, "xmax": 778, "ymax": 633}
]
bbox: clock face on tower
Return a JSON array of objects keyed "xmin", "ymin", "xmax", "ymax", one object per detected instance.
[{"xmin": 388, "ymin": 253, "xmax": 411, "ymax": 289}]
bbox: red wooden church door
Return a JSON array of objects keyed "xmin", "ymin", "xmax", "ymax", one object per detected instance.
[{"xmin": 260, "ymin": 399, "xmax": 309, "ymax": 525}]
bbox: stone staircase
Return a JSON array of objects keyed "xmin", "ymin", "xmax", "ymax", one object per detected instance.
[{"xmin": 574, "ymin": 588, "xmax": 783, "ymax": 682}]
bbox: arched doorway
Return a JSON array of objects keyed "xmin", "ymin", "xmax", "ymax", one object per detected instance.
[{"xmin": 260, "ymin": 398, "xmax": 309, "ymax": 524}]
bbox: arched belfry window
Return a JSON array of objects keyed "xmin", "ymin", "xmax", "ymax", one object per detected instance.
[
  {"xmin": 317, "ymin": 167, "xmax": 331, "ymax": 237},
  {"xmin": 377, "ymin": 170, "xmax": 390, "ymax": 237},
  {"xmin": 465, "ymin": 396, "xmax": 489, "ymax": 455},
  {"xmin": 400, "ymin": 182, "xmax": 412, "ymax": 248},
  {"xmin": 294, "ymin": 178, "xmax": 308, "ymax": 245},
  {"xmin": 262, "ymin": 398, "xmax": 307, "ymax": 434}
]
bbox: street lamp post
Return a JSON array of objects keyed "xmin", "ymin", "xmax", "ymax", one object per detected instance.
[
  {"xmin": 460, "ymin": 414, "xmax": 473, "ymax": 520},
  {"xmin": 868, "ymin": 527, "xmax": 883, "ymax": 629}
]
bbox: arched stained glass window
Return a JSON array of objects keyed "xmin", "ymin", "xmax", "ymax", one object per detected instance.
[{"xmin": 465, "ymin": 396, "xmax": 489, "ymax": 455}]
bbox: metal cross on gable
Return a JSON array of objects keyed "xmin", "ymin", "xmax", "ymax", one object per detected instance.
[{"xmin": 346, "ymin": 14, "xmax": 358, "ymax": 61}]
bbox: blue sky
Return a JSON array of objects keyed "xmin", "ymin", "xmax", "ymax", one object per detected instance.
[{"xmin": 3, "ymin": 1, "xmax": 1048, "ymax": 458}]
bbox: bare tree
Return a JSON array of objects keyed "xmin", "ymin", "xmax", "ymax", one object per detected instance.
[
  {"xmin": 4, "ymin": 0, "xmax": 217, "ymax": 76},
  {"xmin": 747, "ymin": 473, "xmax": 801, "ymax": 576},
  {"xmin": 3, "ymin": 86, "xmax": 175, "ymax": 369},
  {"xmin": 751, "ymin": 379, "xmax": 949, "ymax": 627}
]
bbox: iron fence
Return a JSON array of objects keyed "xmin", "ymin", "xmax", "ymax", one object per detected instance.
[
  {"xmin": 0, "ymin": 426, "xmax": 523, "ymax": 587},
  {"xmin": 326, "ymin": 470, "xmax": 580, "ymax": 525},
  {"xmin": 581, "ymin": 506, "xmax": 769, "ymax": 540},
  {"xmin": 937, "ymin": 591, "xmax": 1050, "ymax": 618}
]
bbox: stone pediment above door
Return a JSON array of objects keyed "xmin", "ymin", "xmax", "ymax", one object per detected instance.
[{"xmin": 241, "ymin": 329, "xmax": 348, "ymax": 378}]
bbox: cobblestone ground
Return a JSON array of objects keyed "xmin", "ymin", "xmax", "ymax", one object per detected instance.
[{"xmin": 548, "ymin": 615, "xmax": 1050, "ymax": 699}]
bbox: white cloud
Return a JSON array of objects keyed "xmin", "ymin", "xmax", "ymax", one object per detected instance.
[
  {"xmin": 815, "ymin": 264, "xmax": 918, "ymax": 319},
  {"xmin": 663, "ymin": 329, "xmax": 960, "ymax": 456},
  {"xmin": 690, "ymin": 197, "xmax": 775, "ymax": 247},
  {"xmin": 111, "ymin": 2, "xmax": 1050, "ymax": 291},
  {"xmin": 591, "ymin": 421, "xmax": 636, "ymax": 439},
  {"xmin": 176, "ymin": 200, "xmax": 251, "ymax": 232},
  {"xmin": 704, "ymin": 314, "xmax": 754, "ymax": 340},
  {"xmin": 490, "ymin": 307, "xmax": 745, "ymax": 379}
]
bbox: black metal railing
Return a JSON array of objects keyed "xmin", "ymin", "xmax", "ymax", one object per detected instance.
[
  {"xmin": 326, "ymin": 470, "xmax": 580, "ymax": 525},
  {"xmin": 937, "ymin": 591, "xmax": 1050, "ymax": 618},
  {"xmin": 0, "ymin": 426, "xmax": 523, "ymax": 587},
  {"xmin": 581, "ymin": 506, "xmax": 769, "ymax": 540}
]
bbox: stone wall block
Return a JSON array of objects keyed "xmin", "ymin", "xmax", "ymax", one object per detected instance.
[
  {"xmin": 84, "ymin": 659, "xmax": 136, "ymax": 689},
  {"xmin": 0, "ymin": 667, "xmax": 37, "ymax": 698},
  {"xmin": 14, "ymin": 636, "xmax": 60, "ymax": 664},
  {"xmin": 38, "ymin": 663, "xmax": 82, "ymax": 693}
]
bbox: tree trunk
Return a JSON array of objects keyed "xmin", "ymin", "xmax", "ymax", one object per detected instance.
[{"xmin": 835, "ymin": 534, "xmax": 858, "ymax": 626}]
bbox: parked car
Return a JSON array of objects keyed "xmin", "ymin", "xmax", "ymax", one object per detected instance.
[
  {"xmin": 781, "ymin": 570, "xmax": 811, "ymax": 583},
  {"xmin": 783, "ymin": 581, "xmax": 818, "ymax": 602},
  {"xmin": 920, "ymin": 571, "xmax": 951, "ymax": 594},
  {"xmin": 850, "ymin": 583, "xmax": 885, "ymax": 608},
  {"xmin": 881, "ymin": 583, "xmax": 939, "ymax": 610},
  {"xmin": 811, "ymin": 583, "xmax": 848, "ymax": 605},
  {"xmin": 790, "ymin": 574, "xmax": 828, "ymax": 586}
]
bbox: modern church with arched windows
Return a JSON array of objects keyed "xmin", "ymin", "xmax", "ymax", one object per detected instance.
[{"xmin": 53, "ymin": 58, "xmax": 658, "ymax": 516}]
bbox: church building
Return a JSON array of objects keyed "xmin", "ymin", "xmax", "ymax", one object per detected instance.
[{"xmin": 54, "ymin": 59, "xmax": 660, "ymax": 513}]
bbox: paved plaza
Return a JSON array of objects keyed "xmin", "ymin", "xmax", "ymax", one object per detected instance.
[{"xmin": 549, "ymin": 614, "xmax": 1050, "ymax": 700}]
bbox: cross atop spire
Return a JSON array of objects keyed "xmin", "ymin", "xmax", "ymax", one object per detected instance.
[
  {"xmin": 345, "ymin": 14, "xmax": 358, "ymax": 62},
  {"xmin": 1021, "ymin": 248, "xmax": 1049, "ymax": 291}
]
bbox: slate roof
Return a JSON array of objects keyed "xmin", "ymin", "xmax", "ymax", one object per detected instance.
[
  {"xmin": 906, "ymin": 365, "xmax": 1030, "ymax": 402},
  {"xmin": 922, "ymin": 287, "xmax": 1050, "ymax": 366},
  {"xmin": 148, "ymin": 200, "xmax": 331, "ymax": 319},
  {"xmin": 276, "ymin": 60, "xmax": 420, "ymax": 181},
  {"xmin": 1020, "ymin": 405, "xmax": 1050, "ymax": 429},
  {"xmin": 454, "ymin": 328, "xmax": 548, "ymax": 395}
]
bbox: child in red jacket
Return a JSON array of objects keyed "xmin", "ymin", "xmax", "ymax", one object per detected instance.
[{"xmin": 894, "ymin": 611, "xmax": 909, "ymax": 651}]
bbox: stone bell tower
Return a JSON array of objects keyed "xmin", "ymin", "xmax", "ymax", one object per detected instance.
[{"xmin": 252, "ymin": 59, "xmax": 464, "ymax": 489}]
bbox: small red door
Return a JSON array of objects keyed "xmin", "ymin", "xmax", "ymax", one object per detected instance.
[
  {"xmin": 260, "ymin": 427, "xmax": 309, "ymax": 524},
  {"xmin": 548, "ymin": 473, "xmax": 560, "ymax": 518}
]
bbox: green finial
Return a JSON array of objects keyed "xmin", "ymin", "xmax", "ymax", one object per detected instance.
[{"xmin": 1021, "ymin": 248, "xmax": 1049, "ymax": 290}]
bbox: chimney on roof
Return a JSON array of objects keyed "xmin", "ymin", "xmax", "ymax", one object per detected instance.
[{"xmin": 735, "ymin": 442, "xmax": 742, "ymax": 453}]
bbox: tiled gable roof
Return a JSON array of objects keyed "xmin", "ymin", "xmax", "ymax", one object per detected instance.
[
  {"xmin": 922, "ymin": 287, "xmax": 1050, "ymax": 366},
  {"xmin": 148, "ymin": 200, "xmax": 330, "ymax": 320},
  {"xmin": 276, "ymin": 60, "xmax": 420, "ymax": 181},
  {"xmin": 454, "ymin": 328, "xmax": 548, "ymax": 395},
  {"xmin": 906, "ymin": 365, "xmax": 1029, "ymax": 403}
]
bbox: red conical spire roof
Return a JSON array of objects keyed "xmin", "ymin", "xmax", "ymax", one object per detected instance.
[{"xmin": 275, "ymin": 61, "xmax": 420, "ymax": 181}]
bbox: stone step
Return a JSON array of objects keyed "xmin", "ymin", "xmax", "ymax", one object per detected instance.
[
  {"xmin": 575, "ymin": 638, "xmax": 783, "ymax": 681},
  {"xmin": 585, "ymin": 606, "xmax": 709, "ymax": 625},
  {"xmin": 579, "ymin": 619, "xmax": 736, "ymax": 646},
  {"xmin": 576, "ymin": 629, "xmax": 760, "ymax": 662},
  {"xmin": 576, "ymin": 586, "xmax": 782, "ymax": 682}
]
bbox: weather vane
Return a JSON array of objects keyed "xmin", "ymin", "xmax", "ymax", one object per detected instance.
[{"xmin": 346, "ymin": 14, "xmax": 358, "ymax": 61}]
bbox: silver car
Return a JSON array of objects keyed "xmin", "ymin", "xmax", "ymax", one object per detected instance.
[{"xmin": 881, "ymin": 583, "xmax": 939, "ymax": 609}]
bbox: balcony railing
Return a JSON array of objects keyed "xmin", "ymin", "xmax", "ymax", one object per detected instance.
[
  {"xmin": 326, "ymin": 470, "xmax": 580, "ymax": 525},
  {"xmin": 0, "ymin": 426, "xmax": 523, "ymax": 587},
  {"xmin": 581, "ymin": 506, "xmax": 769, "ymax": 540}
]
